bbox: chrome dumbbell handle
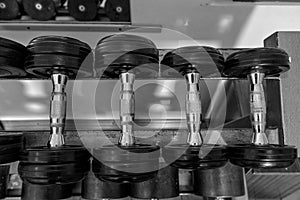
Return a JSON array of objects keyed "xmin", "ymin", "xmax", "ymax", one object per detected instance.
[
  {"xmin": 47, "ymin": 73, "xmax": 68, "ymax": 148},
  {"xmin": 185, "ymin": 72, "xmax": 203, "ymax": 146},
  {"xmin": 249, "ymin": 71, "xmax": 268, "ymax": 145},
  {"xmin": 119, "ymin": 72, "xmax": 135, "ymax": 146}
]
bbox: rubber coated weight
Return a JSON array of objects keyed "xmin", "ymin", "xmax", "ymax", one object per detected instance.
[
  {"xmin": 130, "ymin": 165, "xmax": 179, "ymax": 199},
  {"xmin": 82, "ymin": 171, "xmax": 129, "ymax": 199},
  {"xmin": 19, "ymin": 162, "xmax": 89, "ymax": 184},
  {"xmin": 162, "ymin": 144, "xmax": 227, "ymax": 169},
  {"xmin": 21, "ymin": 181, "xmax": 74, "ymax": 200},
  {"xmin": 92, "ymin": 144, "xmax": 160, "ymax": 183},
  {"xmin": 161, "ymin": 46, "xmax": 224, "ymax": 77},
  {"xmin": 25, "ymin": 36, "xmax": 93, "ymax": 78},
  {"xmin": 18, "ymin": 146, "xmax": 90, "ymax": 185},
  {"xmin": 104, "ymin": 0, "xmax": 130, "ymax": 22},
  {"xmin": 194, "ymin": 162, "xmax": 245, "ymax": 198},
  {"xmin": 0, "ymin": 133, "xmax": 23, "ymax": 164},
  {"xmin": 95, "ymin": 34, "xmax": 159, "ymax": 78},
  {"xmin": 0, "ymin": 0, "xmax": 20, "ymax": 20},
  {"xmin": 223, "ymin": 48, "xmax": 290, "ymax": 78},
  {"xmin": 68, "ymin": 0, "xmax": 97, "ymax": 21},
  {"xmin": 19, "ymin": 145, "xmax": 90, "ymax": 163},
  {"xmin": 23, "ymin": 0, "xmax": 57, "ymax": 20},
  {"xmin": 227, "ymin": 144, "xmax": 297, "ymax": 169}
]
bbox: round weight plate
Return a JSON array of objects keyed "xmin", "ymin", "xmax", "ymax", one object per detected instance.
[
  {"xmin": 19, "ymin": 161, "xmax": 89, "ymax": 184},
  {"xmin": 19, "ymin": 145, "xmax": 90, "ymax": 164},
  {"xmin": 163, "ymin": 144, "xmax": 227, "ymax": 169},
  {"xmin": 21, "ymin": 181, "xmax": 74, "ymax": 200},
  {"xmin": 0, "ymin": 133, "xmax": 23, "ymax": 145},
  {"xmin": 82, "ymin": 171, "xmax": 129, "ymax": 199},
  {"xmin": 27, "ymin": 41, "xmax": 91, "ymax": 57},
  {"xmin": 130, "ymin": 165, "xmax": 179, "ymax": 199},
  {"xmin": 28, "ymin": 35, "xmax": 91, "ymax": 54},
  {"xmin": 23, "ymin": 0, "xmax": 56, "ymax": 20},
  {"xmin": 93, "ymin": 160, "xmax": 157, "ymax": 183},
  {"xmin": 227, "ymin": 144, "xmax": 297, "ymax": 169},
  {"xmin": 95, "ymin": 34, "xmax": 159, "ymax": 77},
  {"xmin": 95, "ymin": 54, "xmax": 158, "ymax": 78},
  {"xmin": 25, "ymin": 54, "xmax": 93, "ymax": 78},
  {"xmin": 0, "ymin": 46, "xmax": 26, "ymax": 60},
  {"xmin": 92, "ymin": 144, "xmax": 160, "ymax": 183},
  {"xmin": 223, "ymin": 48, "xmax": 290, "ymax": 78},
  {"xmin": 104, "ymin": 0, "xmax": 130, "ymax": 22},
  {"xmin": 0, "ymin": 152, "xmax": 19, "ymax": 164},
  {"xmin": 161, "ymin": 46, "xmax": 224, "ymax": 77},
  {"xmin": 0, "ymin": 56, "xmax": 27, "ymax": 77},
  {"xmin": 68, "ymin": 0, "xmax": 97, "ymax": 21},
  {"xmin": 0, "ymin": 0, "xmax": 20, "ymax": 20},
  {"xmin": 0, "ymin": 37, "xmax": 27, "ymax": 54}
]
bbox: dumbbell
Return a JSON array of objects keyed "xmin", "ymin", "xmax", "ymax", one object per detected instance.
[
  {"xmin": 18, "ymin": 35, "xmax": 92, "ymax": 200},
  {"xmin": 22, "ymin": 0, "xmax": 65, "ymax": 20},
  {"xmin": 0, "ymin": 0, "xmax": 22, "ymax": 20},
  {"xmin": 194, "ymin": 162, "xmax": 245, "ymax": 199},
  {"xmin": 130, "ymin": 164, "xmax": 179, "ymax": 199},
  {"xmin": 68, "ymin": 0, "xmax": 98, "ymax": 21},
  {"xmin": 223, "ymin": 48, "xmax": 297, "ymax": 169},
  {"xmin": 0, "ymin": 37, "xmax": 27, "ymax": 198},
  {"xmin": 93, "ymin": 34, "xmax": 160, "ymax": 183},
  {"xmin": 161, "ymin": 46, "xmax": 227, "ymax": 170}
]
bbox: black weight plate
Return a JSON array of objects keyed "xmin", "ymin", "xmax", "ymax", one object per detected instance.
[
  {"xmin": 19, "ymin": 162, "xmax": 89, "ymax": 184},
  {"xmin": 0, "ymin": 0, "xmax": 20, "ymax": 20},
  {"xmin": 104, "ymin": 0, "xmax": 130, "ymax": 22},
  {"xmin": 0, "ymin": 133, "xmax": 23, "ymax": 145},
  {"xmin": 0, "ymin": 37, "xmax": 27, "ymax": 54},
  {"xmin": 29, "ymin": 36, "xmax": 91, "ymax": 50},
  {"xmin": 25, "ymin": 54, "xmax": 93, "ymax": 78},
  {"xmin": 19, "ymin": 145, "xmax": 90, "ymax": 164},
  {"xmin": 27, "ymin": 42, "xmax": 91, "ymax": 57},
  {"xmin": 93, "ymin": 144, "xmax": 160, "ymax": 162},
  {"xmin": 130, "ymin": 165, "xmax": 179, "ymax": 199},
  {"xmin": 227, "ymin": 144, "xmax": 297, "ymax": 169},
  {"xmin": 223, "ymin": 48, "xmax": 290, "ymax": 78},
  {"xmin": 163, "ymin": 144, "xmax": 227, "ymax": 169},
  {"xmin": 95, "ymin": 54, "xmax": 158, "ymax": 78},
  {"xmin": 0, "ymin": 143, "xmax": 22, "ymax": 155},
  {"xmin": 23, "ymin": 0, "xmax": 56, "ymax": 20},
  {"xmin": 0, "ymin": 152, "xmax": 19, "ymax": 164},
  {"xmin": 0, "ymin": 46, "xmax": 26, "ymax": 59},
  {"xmin": 68, "ymin": 0, "xmax": 97, "ymax": 21},
  {"xmin": 161, "ymin": 46, "xmax": 224, "ymax": 77},
  {"xmin": 82, "ymin": 171, "xmax": 129, "ymax": 199},
  {"xmin": 93, "ymin": 160, "xmax": 157, "ymax": 183},
  {"xmin": 21, "ymin": 181, "xmax": 74, "ymax": 200}
]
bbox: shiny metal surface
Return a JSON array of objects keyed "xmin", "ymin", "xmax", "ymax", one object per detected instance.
[
  {"xmin": 249, "ymin": 72, "xmax": 268, "ymax": 145},
  {"xmin": 185, "ymin": 73, "xmax": 202, "ymax": 146},
  {"xmin": 48, "ymin": 74, "xmax": 68, "ymax": 147}
]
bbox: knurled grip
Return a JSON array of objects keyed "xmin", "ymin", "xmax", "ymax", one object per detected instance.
[
  {"xmin": 48, "ymin": 74, "xmax": 68, "ymax": 147},
  {"xmin": 185, "ymin": 72, "xmax": 203, "ymax": 146},
  {"xmin": 119, "ymin": 72, "xmax": 135, "ymax": 146},
  {"xmin": 249, "ymin": 71, "xmax": 268, "ymax": 145}
]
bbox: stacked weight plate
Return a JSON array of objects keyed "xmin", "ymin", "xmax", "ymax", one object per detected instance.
[{"xmin": 25, "ymin": 35, "xmax": 93, "ymax": 78}]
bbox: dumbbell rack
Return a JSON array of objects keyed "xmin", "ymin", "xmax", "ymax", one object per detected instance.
[{"xmin": 0, "ymin": 27, "xmax": 299, "ymax": 200}]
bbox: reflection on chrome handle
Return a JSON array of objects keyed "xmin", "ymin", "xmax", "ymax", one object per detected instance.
[
  {"xmin": 185, "ymin": 72, "xmax": 203, "ymax": 146},
  {"xmin": 48, "ymin": 74, "xmax": 68, "ymax": 147},
  {"xmin": 119, "ymin": 72, "xmax": 135, "ymax": 146},
  {"xmin": 249, "ymin": 71, "xmax": 268, "ymax": 145}
]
